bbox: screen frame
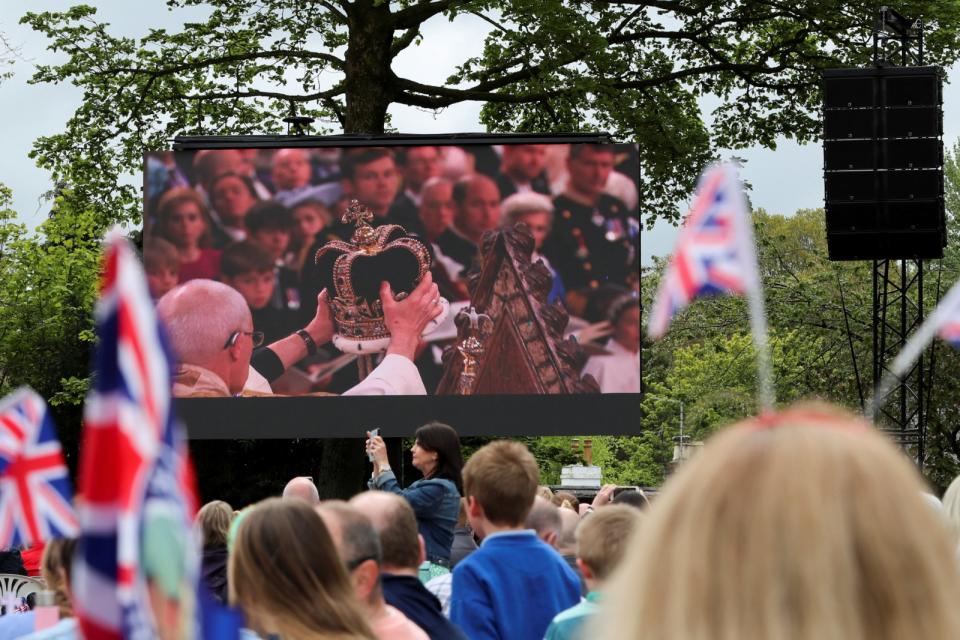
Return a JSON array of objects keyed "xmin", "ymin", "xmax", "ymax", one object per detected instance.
[{"xmin": 159, "ymin": 132, "xmax": 642, "ymax": 439}]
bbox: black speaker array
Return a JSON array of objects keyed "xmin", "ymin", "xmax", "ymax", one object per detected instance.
[{"xmin": 822, "ymin": 66, "xmax": 945, "ymax": 261}]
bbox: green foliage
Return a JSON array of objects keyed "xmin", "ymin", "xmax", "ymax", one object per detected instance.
[
  {"xmin": 21, "ymin": 1, "xmax": 960, "ymax": 230},
  {"xmin": 0, "ymin": 185, "xmax": 102, "ymax": 404}
]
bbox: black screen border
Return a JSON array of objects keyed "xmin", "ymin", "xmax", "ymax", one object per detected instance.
[{"xmin": 161, "ymin": 132, "xmax": 641, "ymax": 439}]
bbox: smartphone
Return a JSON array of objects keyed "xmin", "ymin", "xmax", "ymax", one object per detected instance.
[{"xmin": 367, "ymin": 428, "xmax": 380, "ymax": 462}]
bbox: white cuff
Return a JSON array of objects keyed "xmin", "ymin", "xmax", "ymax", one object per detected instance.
[{"xmin": 343, "ymin": 354, "xmax": 427, "ymax": 396}]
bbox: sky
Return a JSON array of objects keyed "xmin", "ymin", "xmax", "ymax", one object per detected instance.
[{"xmin": 0, "ymin": 2, "xmax": 957, "ymax": 264}]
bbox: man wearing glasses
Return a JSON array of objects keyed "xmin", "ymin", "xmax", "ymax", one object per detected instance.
[{"xmin": 157, "ymin": 273, "xmax": 442, "ymax": 397}]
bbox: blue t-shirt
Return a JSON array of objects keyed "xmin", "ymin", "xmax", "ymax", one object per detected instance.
[{"xmin": 449, "ymin": 530, "xmax": 581, "ymax": 640}]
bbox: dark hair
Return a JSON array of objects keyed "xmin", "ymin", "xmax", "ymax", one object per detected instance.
[
  {"xmin": 246, "ymin": 200, "xmax": 293, "ymax": 233},
  {"xmin": 210, "ymin": 171, "xmax": 259, "ymax": 201},
  {"xmin": 221, "ymin": 240, "xmax": 275, "ymax": 278},
  {"xmin": 415, "ymin": 422, "xmax": 463, "ymax": 493},
  {"xmin": 613, "ymin": 489, "xmax": 649, "ymax": 509},
  {"xmin": 340, "ymin": 148, "xmax": 395, "ymax": 181},
  {"xmin": 568, "ymin": 143, "xmax": 616, "ymax": 161}
]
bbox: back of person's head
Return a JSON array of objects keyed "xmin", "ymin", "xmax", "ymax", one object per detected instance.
[
  {"xmin": 556, "ymin": 505, "xmax": 580, "ymax": 555},
  {"xmin": 229, "ymin": 498, "xmax": 374, "ymax": 639},
  {"xmin": 525, "ymin": 496, "xmax": 562, "ymax": 546},
  {"xmin": 612, "ymin": 488, "xmax": 649, "ymax": 510},
  {"xmin": 220, "ymin": 241, "xmax": 275, "ymax": 279},
  {"xmin": 576, "ymin": 505, "xmax": 641, "ymax": 583},
  {"xmin": 282, "ymin": 476, "xmax": 320, "ymax": 504},
  {"xmin": 156, "ymin": 279, "xmax": 250, "ymax": 366},
  {"xmin": 456, "ymin": 497, "xmax": 470, "ymax": 528},
  {"xmin": 552, "ymin": 491, "xmax": 580, "ymax": 512},
  {"xmin": 414, "ymin": 422, "xmax": 464, "ymax": 492},
  {"xmin": 598, "ymin": 402, "xmax": 960, "ymax": 640},
  {"xmin": 463, "ymin": 440, "xmax": 539, "ymax": 526},
  {"xmin": 245, "ymin": 200, "xmax": 293, "ymax": 233},
  {"xmin": 315, "ymin": 501, "xmax": 384, "ymax": 606},
  {"xmin": 940, "ymin": 474, "xmax": 960, "ymax": 542},
  {"xmin": 536, "ymin": 485, "xmax": 554, "ymax": 501},
  {"xmin": 41, "ymin": 537, "xmax": 77, "ymax": 619},
  {"xmin": 350, "ymin": 492, "xmax": 421, "ymax": 571},
  {"xmin": 197, "ymin": 500, "xmax": 233, "ymax": 549}
]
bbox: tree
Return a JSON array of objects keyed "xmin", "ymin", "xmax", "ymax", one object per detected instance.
[{"xmin": 21, "ymin": 1, "xmax": 960, "ymax": 228}]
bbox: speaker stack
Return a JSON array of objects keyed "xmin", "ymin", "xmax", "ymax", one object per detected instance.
[{"xmin": 822, "ymin": 66, "xmax": 945, "ymax": 260}]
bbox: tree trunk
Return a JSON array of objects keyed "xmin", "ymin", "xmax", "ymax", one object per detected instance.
[
  {"xmin": 316, "ymin": 0, "xmax": 397, "ymax": 498},
  {"xmin": 342, "ymin": 0, "xmax": 394, "ymax": 134}
]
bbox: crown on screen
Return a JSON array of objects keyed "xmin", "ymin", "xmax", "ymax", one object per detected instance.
[{"xmin": 315, "ymin": 200, "xmax": 431, "ymax": 343}]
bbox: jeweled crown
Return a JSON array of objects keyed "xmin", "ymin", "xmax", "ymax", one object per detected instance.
[{"xmin": 314, "ymin": 200, "xmax": 431, "ymax": 342}]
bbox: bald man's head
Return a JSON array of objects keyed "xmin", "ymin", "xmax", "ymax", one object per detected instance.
[
  {"xmin": 557, "ymin": 505, "xmax": 581, "ymax": 555},
  {"xmin": 282, "ymin": 476, "xmax": 319, "ymax": 504},
  {"xmin": 156, "ymin": 279, "xmax": 253, "ymax": 394}
]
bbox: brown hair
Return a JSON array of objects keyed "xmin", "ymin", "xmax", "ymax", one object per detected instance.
[
  {"xmin": 41, "ymin": 538, "xmax": 77, "ymax": 619},
  {"xmin": 143, "ymin": 237, "xmax": 181, "ymax": 274},
  {"xmin": 463, "ymin": 440, "xmax": 539, "ymax": 526},
  {"xmin": 340, "ymin": 148, "xmax": 395, "ymax": 181},
  {"xmin": 197, "ymin": 500, "xmax": 233, "ymax": 549},
  {"xmin": 229, "ymin": 498, "xmax": 375, "ymax": 640},
  {"xmin": 552, "ymin": 491, "xmax": 579, "ymax": 512},
  {"xmin": 220, "ymin": 240, "xmax": 275, "ymax": 278},
  {"xmin": 597, "ymin": 402, "xmax": 960, "ymax": 640},
  {"xmin": 568, "ymin": 143, "xmax": 615, "ymax": 161},
  {"xmin": 576, "ymin": 505, "xmax": 641, "ymax": 581},
  {"xmin": 153, "ymin": 187, "xmax": 213, "ymax": 248}
]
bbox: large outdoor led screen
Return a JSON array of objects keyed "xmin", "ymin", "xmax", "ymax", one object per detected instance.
[{"xmin": 143, "ymin": 135, "xmax": 640, "ymax": 437}]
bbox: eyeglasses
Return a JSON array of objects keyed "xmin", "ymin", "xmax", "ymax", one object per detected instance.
[
  {"xmin": 345, "ymin": 554, "xmax": 378, "ymax": 571},
  {"xmin": 223, "ymin": 330, "xmax": 265, "ymax": 349}
]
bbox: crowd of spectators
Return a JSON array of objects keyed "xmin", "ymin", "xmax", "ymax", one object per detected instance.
[
  {"xmin": 6, "ymin": 405, "xmax": 960, "ymax": 639},
  {"xmin": 143, "ymin": 144, "xmax": 640, "ymax": 395}
]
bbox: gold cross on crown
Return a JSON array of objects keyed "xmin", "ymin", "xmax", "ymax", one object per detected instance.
[{"xmin": 342, "ymin": 199, "xmax": 374, "ymax": 227}]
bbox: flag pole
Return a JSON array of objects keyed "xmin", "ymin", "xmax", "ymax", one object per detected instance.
[
  {"xmin": 868, "ymin": 279, "xmax": 960, "ymax": 422},
  {"xmin": 730, "ymin": 164, "xmax": 775, "ymax": 414}
]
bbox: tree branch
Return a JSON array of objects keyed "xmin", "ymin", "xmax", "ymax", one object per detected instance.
[
  {"xmin": 391, "ymin": 0, "xmax": 460, "ymax": 30},
  {"xmin": 96, "ymin": 49, "xmax": 345, "ymax": 77},
  {"xmin": 390, "ymin": 27, "xmax": 420, "ymax": 57}
]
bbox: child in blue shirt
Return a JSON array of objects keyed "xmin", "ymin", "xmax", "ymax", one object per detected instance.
[{"xmin": 449, "ymin": 441, "xmax": 580, "ymax": 640}]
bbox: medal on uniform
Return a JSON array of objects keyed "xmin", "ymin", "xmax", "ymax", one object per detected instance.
[
  {"xmin": 591, "ymin": 210, "xmax": 605, "ymax": 227},
  {"xmin": 605, "ymin": 219, "xmax": 624, "ymax": 242}
]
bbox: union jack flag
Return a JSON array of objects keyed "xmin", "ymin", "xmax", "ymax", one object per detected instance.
[
  {"xmin": 74, "ymin": 233, "xmax": 199, "ymax": 639},
  {"xmin": 0, "ymin": 387, "xmax": 78, "ymax": 547},
  {"xmin": 647, "ymin": 162, "xmax": 760, "ymax": 340}
]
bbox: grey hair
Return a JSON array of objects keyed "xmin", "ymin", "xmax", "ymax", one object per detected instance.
[
  {"xmin": 500, "ymin": 192, "xmax": 554, "ymax": 227},
  {"xmin": 157, "ymin": 279, "xmax": 251, "ymax": 365},
  {"xmin": 420, "ymin": 176, "xmax": 453, "ymax": 195},
  {"xmin": 525, "ymin": 496, "xmax": 562, "ymax": 540}
]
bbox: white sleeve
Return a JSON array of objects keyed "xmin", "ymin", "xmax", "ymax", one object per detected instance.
[{"xmin": 342, "ymin": 354, "xmax": 427, "ymax": 396}]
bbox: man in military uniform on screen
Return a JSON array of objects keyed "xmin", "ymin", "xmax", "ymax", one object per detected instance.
[{"xmin": 546, "ymin": 145, "xmax": 639, "ymax": 303}]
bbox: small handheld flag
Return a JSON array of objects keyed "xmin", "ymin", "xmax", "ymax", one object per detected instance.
[
  {"xmin": 0, "ymin": 387, "xmax": 78, "ymax": 548},
  {"xmin": 647, "ymin": 162, "xmax": 774, "ymax": 410},
  {"xmin": 870, "ymin": 280, "xmax": 960, "ymax": 420}
]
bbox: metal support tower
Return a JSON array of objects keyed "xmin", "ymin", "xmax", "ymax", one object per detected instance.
[{"xmin": 869, "ymin": 8, "xmax": 933, "ymax": 466}]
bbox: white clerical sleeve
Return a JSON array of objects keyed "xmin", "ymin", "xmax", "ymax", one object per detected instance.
[{"xmin": 342, "ymin": 354, "xmax": 427, "ymax": 396}]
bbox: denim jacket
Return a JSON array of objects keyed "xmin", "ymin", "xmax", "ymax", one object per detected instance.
[{"xmin": 369, "ymin": 470, "xmax": 460, "ymax": 562}]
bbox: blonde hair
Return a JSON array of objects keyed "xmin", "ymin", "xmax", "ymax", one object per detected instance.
[
  {"xmin": 940, "ymin": 473, "xmax": 960, "ymax": 542},
  {"xmin": 597, "ymin": 403, "xmax": 960, "ymax": 640},
  {"xmin": 197, "ymin": 500, "xmax": 233, "ymax": 549},
  {"xmin": 576, "ymin": 505, "xmax": 641, "ymax": 582},
  {"xmin": 41, "ymin": 538, "xmax": 76, "ymax": 619},
  {"xmin": 229, "ymin": 498, "xmax": 375, "ymax": 640},
  {"xmin": 463, "ymin": 440, "xmax": 539, "ymax": 526}
]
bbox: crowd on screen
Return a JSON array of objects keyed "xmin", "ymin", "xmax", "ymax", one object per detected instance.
[
  {"xmin": 142, "ymin": 144, "xmax": 640, "ymax": 395},
  {"xmin": 7, "ymin": 405, "xmax": 960, "ymax": 639}
]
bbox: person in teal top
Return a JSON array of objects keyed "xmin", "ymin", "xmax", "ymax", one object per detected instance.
[{"xmin": 543, "ymin": 505, "xmax": 643, "ymax": 640}]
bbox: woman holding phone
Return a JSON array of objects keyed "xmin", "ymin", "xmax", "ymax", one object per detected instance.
[{"xmin": 366, "ymin": 422, "xmax": 463, "ymax": 565}]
